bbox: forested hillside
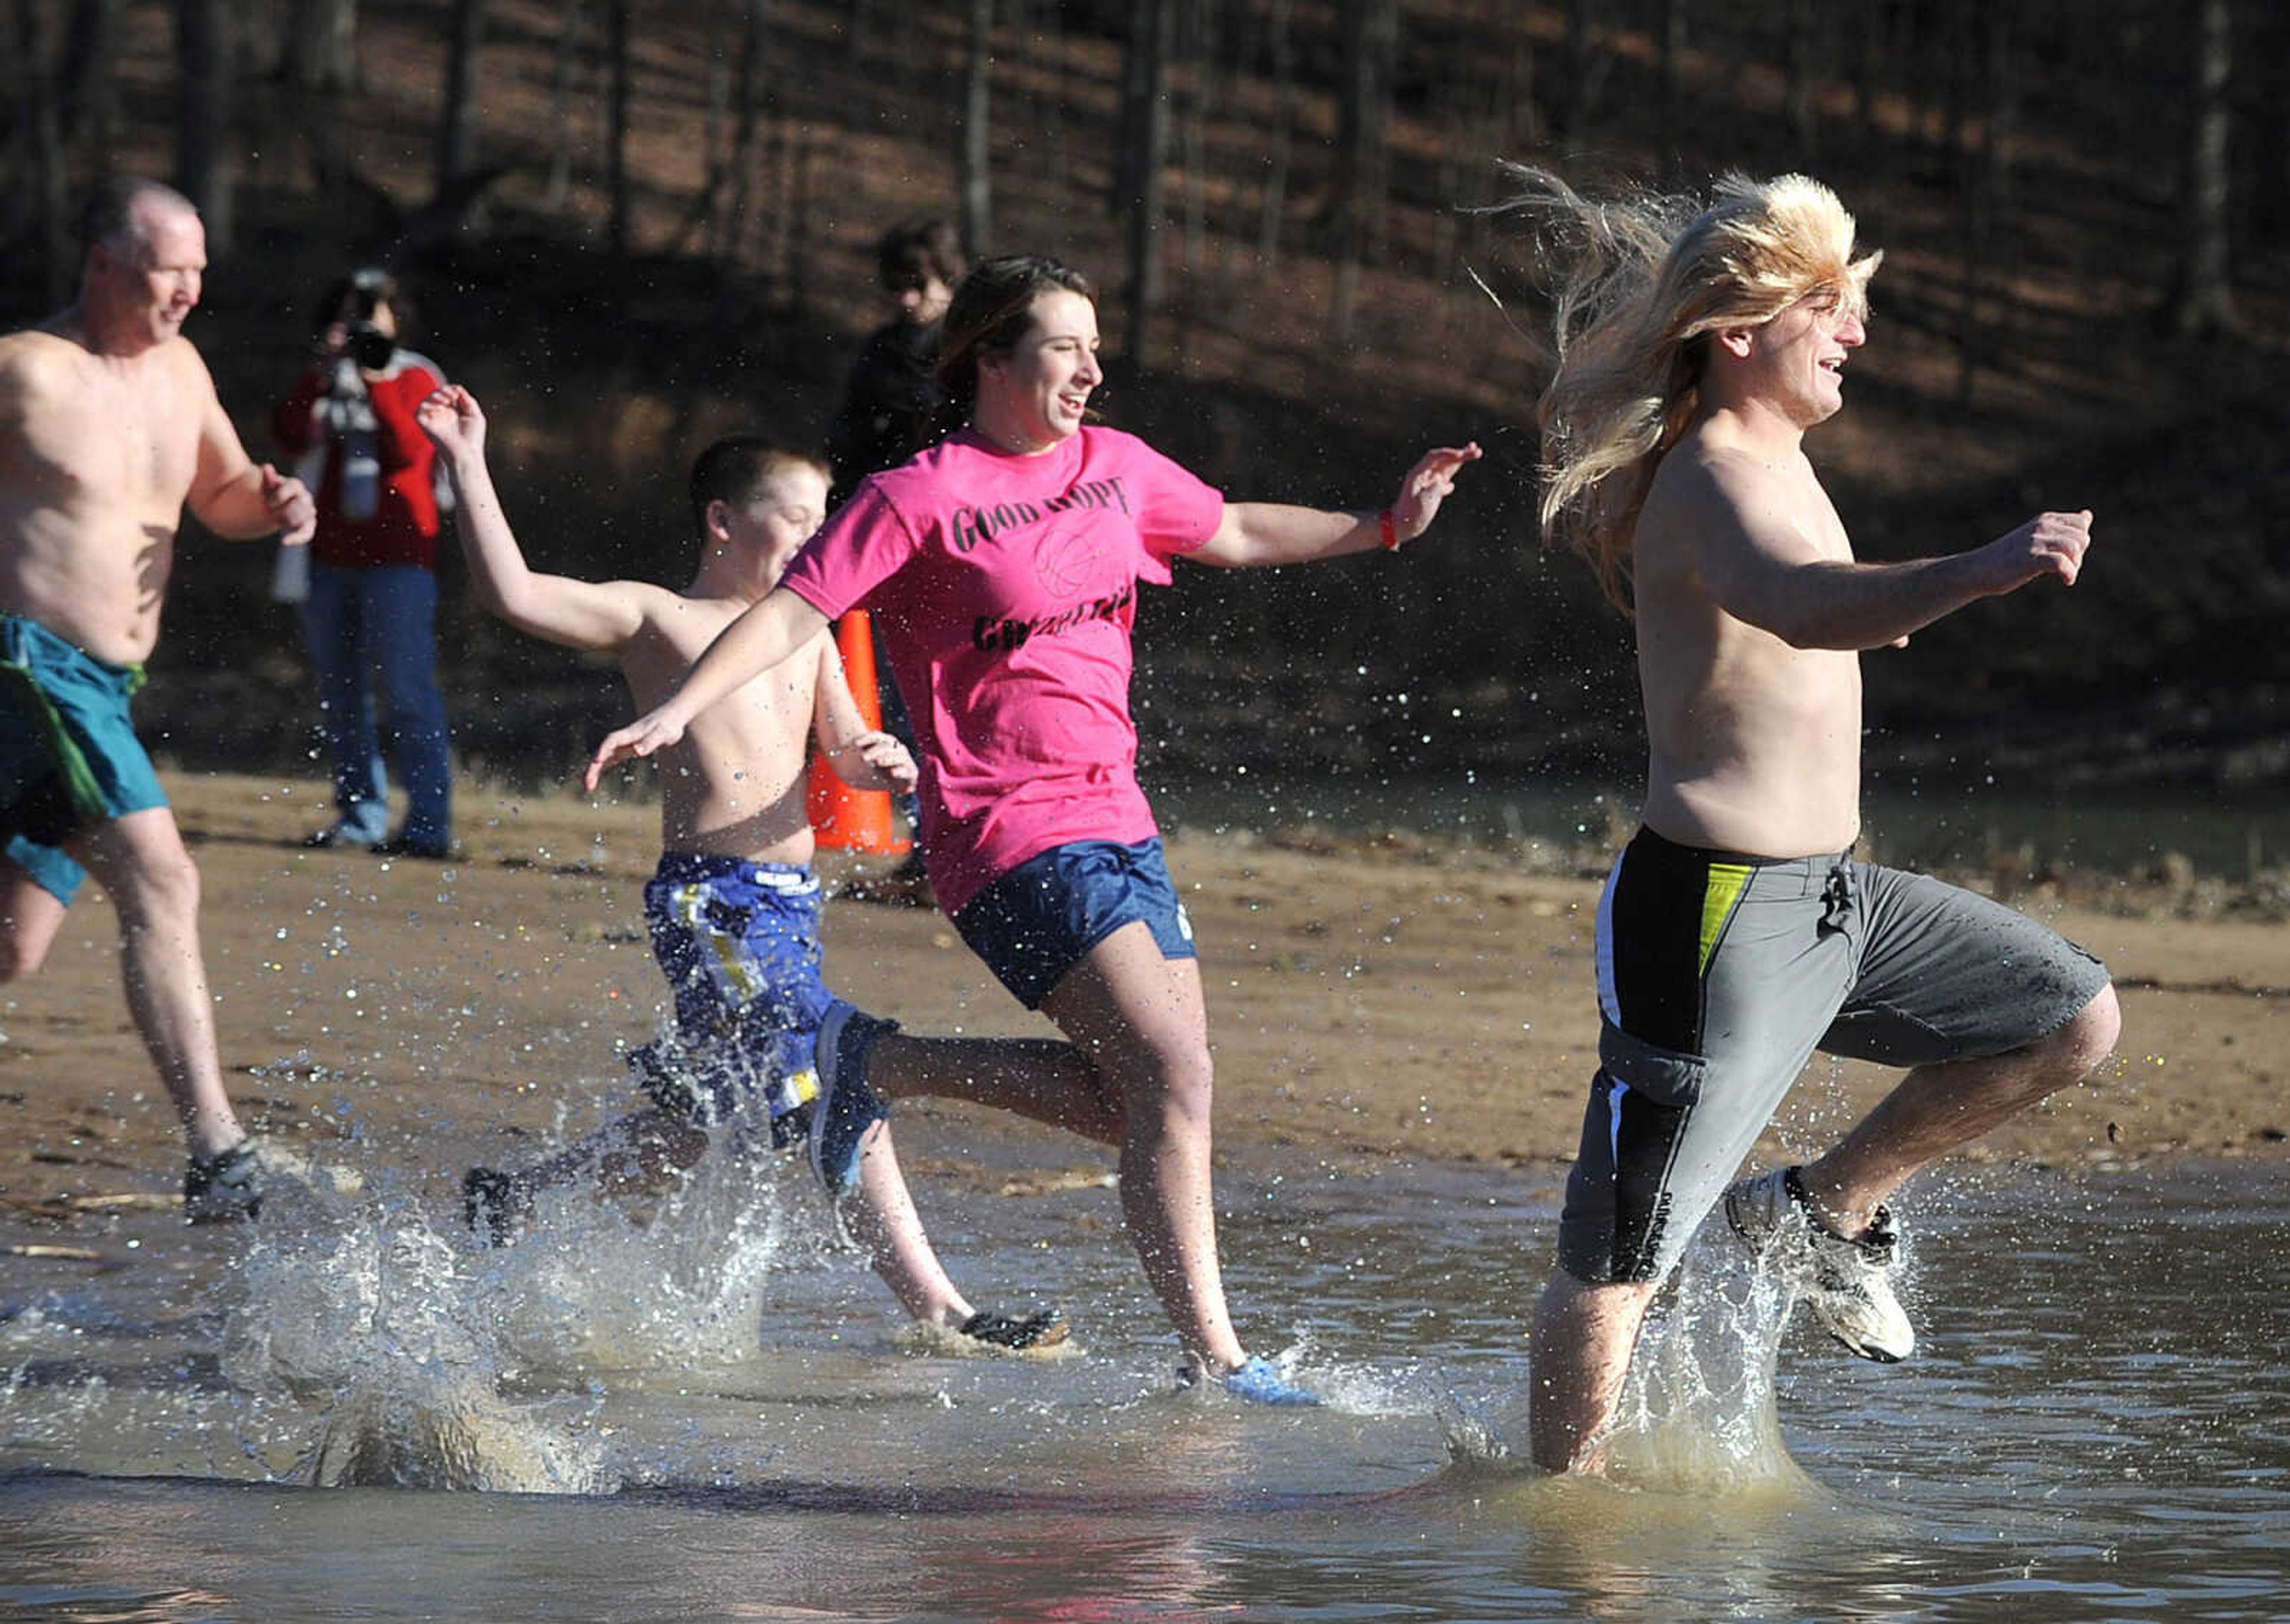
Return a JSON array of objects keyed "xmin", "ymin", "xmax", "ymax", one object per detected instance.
[{"xmin": 3, "ymin": 0, "xmax": 2283, "ymax": 804}]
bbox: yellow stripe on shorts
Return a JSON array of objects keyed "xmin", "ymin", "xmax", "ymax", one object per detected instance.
[{"xmin": 1698, "ymin": 863, "xmax": 1753, "ymax": 975}]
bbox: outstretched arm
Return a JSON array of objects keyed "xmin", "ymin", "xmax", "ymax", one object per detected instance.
[
  {"xmin": 585, "ymin": 587, "xmax": 831, "ymax": 791},
  {"xmin": 1692, "ymin": 460, "xmax": 2094, "ymax": 650},
  {"xmin": 1189, "ymin": 442, "xmax": 1481, "ymax": 568},
  {"xmin": 416, "ymin": 385, "xmax": 645, "ymax": 653},
  {"xmin": 190, "ymin": 366, "xmax": 315, "ymax": 544},
  {"xmin": 811, "ymin": 637, "xmax": 918, "ymax": 795}
]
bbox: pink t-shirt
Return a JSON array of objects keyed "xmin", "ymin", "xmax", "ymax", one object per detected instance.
[{"xmin": 781, "ymin": 425, "xmax": 1225, "ymax": 914}]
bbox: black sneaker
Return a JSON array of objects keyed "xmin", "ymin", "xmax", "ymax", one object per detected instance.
[
  {"xmin": 373, "ymin": 835, "xmax": 460, "ymax": 861},
  {"xmin": 183, "ymin": 1136, "xmax": 362, "ymax": 1223},
  {"xmin": 462, "ymin": 1166, "xmax": 532, "ymax": 1247},
  {"xmin": 958, "ymin": 1307, "xmax": 1070, "ymax": 1350}
]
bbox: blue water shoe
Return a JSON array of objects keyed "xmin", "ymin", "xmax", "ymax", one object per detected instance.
[{"xmin": 1223, "ymin": 1355, "xmax": 1322, "ymax": 1407}]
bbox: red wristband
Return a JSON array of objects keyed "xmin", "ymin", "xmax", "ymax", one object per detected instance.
[{"xmin": 1379, "ymin": 509, "xmax": 1400, "ymax": 551}]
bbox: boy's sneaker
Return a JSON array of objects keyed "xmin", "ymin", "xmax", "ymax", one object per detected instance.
[
  {"xmin": 809, "ymin": 1002, "xmax": 896, "ymax": 1197},
  {"xmin": 183, "ymin": 1136, "xmax": 363, "ymax": 1224},
  {"xmin": 1214, "ymin": 1355, "xmax": 1323, "ymax": 1408},
  {"xmin": 958, "ymin": 1307, "xmax": 1070, "ymax": 1351},
  {"xmin": 1723, "ymin": 1166, "xmax": 1915, "ymax": 1363},
  {"xmin": 462, "ymin": 1166, "xmax": 533, "ymax": 1247}
]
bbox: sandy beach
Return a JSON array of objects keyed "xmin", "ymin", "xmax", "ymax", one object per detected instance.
[{"xmin": 1, "ymin": 772, "xmax": 2282, "ymax": 1230}]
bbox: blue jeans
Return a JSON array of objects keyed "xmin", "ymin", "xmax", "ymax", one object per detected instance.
[{"xmin": 299, "ymin": 562, "xmax": 451, "ymax": 846}]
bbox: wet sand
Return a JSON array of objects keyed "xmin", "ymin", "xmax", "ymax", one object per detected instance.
[{"xmin": 1, "ymin": 773, "xmax": 2283, "ymax": 1226}]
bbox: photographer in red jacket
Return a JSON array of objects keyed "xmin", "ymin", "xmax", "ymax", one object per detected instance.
[{"xmin": 273, "ymin": 268, "xmax": 455, "ymax": 857}]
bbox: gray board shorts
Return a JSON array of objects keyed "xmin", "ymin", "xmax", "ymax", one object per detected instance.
[{"xmin": 1555, "ymin": 825, "xmax": 2110, "ymax": 1285}]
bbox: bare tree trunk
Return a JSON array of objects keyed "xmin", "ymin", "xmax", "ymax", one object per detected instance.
[
  {"xmin": 280, "ymin": 0, "xmax": 356, "ymax": 92},
  {"xmin": 436, "ymin": 0, "xmax": 484, "ymax": 199},
  {"xmin": 279, "ymin": 0, "xmax": 355, "ymax": 195},
  {"xmin": 605, "ymin": 0, "xmax": 631, "ymax": 259},
  {"xmin": 1037, "ymin": 0, "xmax": 1068, "ymax": 238},
  {"xmin": 782, "ymin": 115, "xmax": 813, "ymax": 309},
  {"xmin": 1178, "ymin": 0, "xmax": 1215, "ymax": 272},
  {"xmin": 1564, "ymin": 0, "xmax": 1594, "ymax": 139},
  {"xmin": 543, "ymin": 0, "xmax": 586, "ymax": 212},
  {"xmin": 1853, "ymin": 0, "xmax": 1884, "ymax": 153},
  {"xmin": 1656, "ymin": 0, "xmax": 1687, "ymax": 178},
  {"xmin": 2174, "ymin": 0, "xmax": 2239, "ymax": 336},
  {"xmin": 722, "ymin": 0, "xmax": 769, "ymax": 271},
  {"xmin": 960, "ymin": 0, "xmax": 992, "ymax": 258},
  {"xmin": 14, "ymin": 0, "xmax": 73, "ymax": 301},
  {"xmin": 63, "ymin": 0, "xmax": 127, "ymax": 157},
  {"xmin": 1501, "ymin": 8, "xmax": 1536, "ymax": 153},
  {"xmin": 1957, "ymin": 1, "xmax": 2014, "ymax": 406},
  {"xmin": 1785, "ymin": 0, "xmax": 1818, "ymax": 159},
  {"xmin": 1980, "ymin": 0, "xmax": 2017, "ymax": 397},
  {"xmin": 1328, "ymin": 0, "xmax": 1397, "ymax": 347},
  {"xmin": 675, "ymin": 5, "xmax": 731, "ymax": 253},
  {"xmin": 1254, "ymin": 0, "xmax": 1293, "ymax": 269},
  {"xmin": 1122, "ymin": 0, "xmax": 1173, "ymax": 368},
  {"xmin": 176, "ymin": 0, "xmax": 236, "ymax": 254}
]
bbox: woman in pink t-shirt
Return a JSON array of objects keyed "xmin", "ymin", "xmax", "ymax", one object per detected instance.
[{"xmin": 590, "ymin": 256, "xmax": 1478, "ymax": 1403}]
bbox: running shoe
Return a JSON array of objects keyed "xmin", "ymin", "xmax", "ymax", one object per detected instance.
[
  {"xmin": 809, "ymin": 1002, "xmax": 895, "ymax": 1197},
  {"xmin": 372, "ymin": 835, "xmax": 462, "ymax": 861},
  {"xmin": 1723, "ymin": 1165, "xmax": 1915, "ymax": 1363},
  {"xmin": 183, "ymin": 1136, "xmax": 363, "ymax": 1223},
  {"xmin": 1217, "ymin": 1355, "xmax": 1323, "ymax": 1407},
  {"xmin": 958, "ymin": 1307, "xmax": 1071, "ymax": 1350},
  {"xmin": 462, "ymin": 1166, "xmax": 532, "ymax": 1247}
]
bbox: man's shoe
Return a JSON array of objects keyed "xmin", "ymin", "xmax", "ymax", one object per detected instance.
[
  {"xmin": 303, "ymin": 825, "xmax": 377, "ymax": 851},
  {"xmin": 372, "ymin": 834, "xmax": 460, "ymax": 861},
  {"xmin": 1724, "ymin": 1166, "xmax": 1916, "ymax": 1363},
  {"xmin": 462, "ymin": 1166, "xmax": 532, "ymax": 1247},
  {"xmin": 184, "ymin": 1136, "xmax": 363, "ymax": 1223},
  {"xmin": 808, "ymin": 1002, "xmax": 895, "ymax": 1196},
  {"xmin": 957, "ymin": 1307, "xmax": 1070, "ymax": 1350}
]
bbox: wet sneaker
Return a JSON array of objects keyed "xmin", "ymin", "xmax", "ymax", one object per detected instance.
[
  {"xmin": 809, "ymin": 1002, "xmax": 896, "ymax": 1197},
  {"xmin": 182, "ymin": 1136, "xmax": 363, "ymax": 1224},
  {"xmin": 1217, "ymin": 1355, "xmax": 1323, "ymax": 1408},
  {"xmin": 1724, "ymin": 1166, "xmax": 1916, "ymax": 1363},
  {"xmin": 462, "ymin": 1166, "xmax": 533, "ymax": 1247},
  {"xmin": 958, "ymin": 1307, "xmax": 1070, "ymax": 1350}
]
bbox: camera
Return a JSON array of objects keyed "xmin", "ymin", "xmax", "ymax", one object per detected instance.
[{"xmin": 345, "ymin": 321, "xmax": 395, "ymax": 371}]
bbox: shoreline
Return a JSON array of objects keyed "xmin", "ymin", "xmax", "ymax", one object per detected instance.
[{"xmin": 0, "ymin": 773, "xmax": 2282, "ymax": 1229}]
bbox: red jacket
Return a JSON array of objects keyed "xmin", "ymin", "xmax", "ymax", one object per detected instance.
[{"xmin": 274, "ymin": 351, "xmax": 447, "ymax": 570}]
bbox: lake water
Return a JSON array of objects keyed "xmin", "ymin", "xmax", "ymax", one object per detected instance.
[{"xmin": 4, "ymin": 1121, "xmax": 2285, "ymax": 1623}]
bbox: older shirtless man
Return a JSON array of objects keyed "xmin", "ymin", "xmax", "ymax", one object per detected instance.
[
  {"xmin": 1511, "ymin": 171, "xmax": 2121, "ymax": 1473},
  {"xmin": 0, "ymin": 176, "xmax": 320, "ymax": 1220}
]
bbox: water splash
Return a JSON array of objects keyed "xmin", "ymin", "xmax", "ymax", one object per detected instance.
[
  {"xmin": 467, "ymin": 1134, "xmax": 833, "ymax": 1378},
  {"xmin": 1601, "ymin": 1248, "xmax": 1811, "ymax": 1492},
  {"xmin": 211, "ymin": 1132, "xmax": 871, "ymax": 1494},
  {"xmin": 1437, "ymin": 1237, "xmax": 1822, "ymax": 1495},
  {"xmin": 224, "ymin": 1208, "xmax": 614, "ymax": 1494}
]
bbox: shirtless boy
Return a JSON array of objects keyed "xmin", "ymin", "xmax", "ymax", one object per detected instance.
[
  {"xmin": 1511, "ymin": 171, "xmax": 2122, "ymax": 1472},
  {"xmin": 0, "ymin": 176, "xmax": 324, "ymax": 1220},
  {"xmin": 420, "ymin": 385, "xmax": 1061, "ymax": 1349}
]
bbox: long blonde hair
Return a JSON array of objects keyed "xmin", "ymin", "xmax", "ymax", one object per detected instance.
[{"xmin": 1488, "ymin": 168, "xmax": 1881, "ymax": 610}]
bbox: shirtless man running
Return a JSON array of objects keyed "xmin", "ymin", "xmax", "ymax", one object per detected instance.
[
  {"xmin": 0, "ymin": 176, "xmax": 320, "ymax": 1220},
  {"xmin": 1509, "ymin": 171, "xmax": 2122, "ymax": 1473}
]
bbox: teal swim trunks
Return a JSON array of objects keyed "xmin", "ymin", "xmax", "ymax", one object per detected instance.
[{"xmin": 0, "ymin": 614, "xmax": 167, "ymax": 904}]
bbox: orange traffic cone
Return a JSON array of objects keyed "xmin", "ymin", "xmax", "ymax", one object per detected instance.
[{"xmin": 807, "ymin": 610, "xmax": 912, "ymax": 854}]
